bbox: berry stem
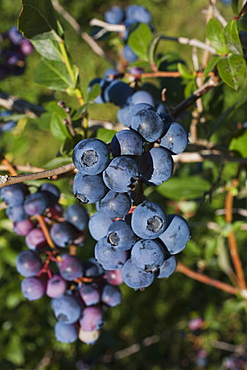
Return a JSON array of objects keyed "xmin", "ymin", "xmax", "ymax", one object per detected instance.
[
  {"xmin": 176, "ymin": 262, "xmax": 238, "ymax": 296},
  {"xmin": 36, "ymin": 215, "xmax": 56, "ymax": 250},
  {"xmin": 69, "ymin": 245, "xmax": 77, "ymax": 255}
]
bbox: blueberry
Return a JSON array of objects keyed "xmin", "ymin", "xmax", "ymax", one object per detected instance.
[
  {"xmin": 131, "ymin": 200, "xmax": 167, "ymax": 239},
  {"xmin": 103, "ymin": 156, "xmax": 139, "ymax": 193},
  {"xmin": 73, "ymin": 172, "xmax": 108, "ymax": 204},
  {"xmin": 73, "ymin": 138, "xmax": 110, "ymax": 175}
]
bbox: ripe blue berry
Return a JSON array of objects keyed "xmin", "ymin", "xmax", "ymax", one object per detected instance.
[{"xmin": 73, "ymin": 138, "xmax": 110, "ymax": 175}]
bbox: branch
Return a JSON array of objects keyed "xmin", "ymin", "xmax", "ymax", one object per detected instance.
[
  {"xmin": 51, "ymin": 0, "xmax": 115, "ymax": 66},
  {"xmin": 0, "ymin": 164, "xmax": 46, "ymax": 173},
  {"xmin": 171, "ymin": 76, "xmax": 219, "ymax": 118},
  {"xmin": 176, "ymin": 262, "xmax": 238, "ymax": 296},
  {"xmin": 0, "ymin": 163, "xmax": 75, "ymax": 189},
  {"xmin": 160, "ymin": 35, "xmax": 216, "ymax": 54},
  {"xmin": 101, "ymin": 333, "xmax": 161, "ymax": 363},
  {"xmin": 33, "ymin": 351, "xmax": 53, "ymax": 370},
  {"xmin": 225, "ymin": 179, "xmax": 246, "ymax": 290},
  {"xmin": 88, "ymin": 19, "xmax": 217, "ymax": 54},
  {"xmin": 173, "ymin": 151, "xmax": 247, "ymax": 164},
  {"xmin": 127, "ymin": 70, "xmax": 214, "ymax": 79},
  {"xmin": 0, "ymin": 91, "xmax": 45, "ymax": 117},
  {"xmin": 89, "ymin": 18, "xmax": 126, "ymax": 33},
  {"xmin": 202, "ymin": 3, "xmax": 227, "ymax": 27}
]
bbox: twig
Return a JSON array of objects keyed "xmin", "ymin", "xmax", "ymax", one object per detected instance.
[
  {"xmin": 101, "ymin": 334, "xmax": 161, "ymax": 363},
  {"xmin": 215, "ymin": 208, "xmax": 247, "ymax": 217},
  {"xmin": 129, "ymin": 71, "xmax": 214, "ymax": 79},
  {"xmin": 89, "ymin": 18, "xmax": 126, "ymax": 33},
  {"xmin": 202, "ymin": 3, "xmax": 227, "ymax": 27},
  {"xmin": 160, "ymin": 35, "xmax": 216, "ymax": 54},
  {"xmin": 87, "ymin": 20, "xmax": 217, "ymax": 54},
  {"xmin": 173, "ymin": 151, "xmax": 247, "ymax": 164},
  {"xmin": 34, "ymin": 351, "xmax": 53, "ymax": 370},
  {"xmin": 0, "ymin": 91, "xmax": 45, "ymax": 117},
  {"xmin": 225, "ymin": 179, "xmax": 246, "ymax": 290},
  {"xmin": 212, "ymin": 340, "xmax": 245, "ymax": 353},
  {"xmin": 51, "ymin": 0, "xmax": 115, "ymax": 65},
  {"xmin": 0, "ymin": 163, "xmax": 75, "ymax": 189},
  {"xmin": 0, "ymin": 164, "xmax": 46, "ymax": 173},
  {"xmin": 176, "ymin": 262, "xmax": 238, "ymax": 295},
  {"xmin": 171, "ymin": 76, "xmax": 219, "ymax": 118}
]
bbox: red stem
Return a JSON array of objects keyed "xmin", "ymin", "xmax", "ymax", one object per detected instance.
[{"xmin": 176, "ymin": 262, "xmax": 238, "ymax": 296}]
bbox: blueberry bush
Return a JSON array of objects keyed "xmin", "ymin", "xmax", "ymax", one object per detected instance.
[{"xmin": 0, "ymin": 0, "xmax": 247, "ymax": 369}]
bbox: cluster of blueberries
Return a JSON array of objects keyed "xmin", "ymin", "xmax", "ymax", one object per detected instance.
[
  {"xmin": 0, "ymin": 26, "xmax": 33, "ymax": 80},
  {"xmin": 0, "ymin": 4, "xmax": 190, "ymax": 345},
  {"xmin": 72, "ymin": 99, "xmax": 191, "ymax": 290},
  {"xmin": 0, "ymin": 182, "xmax": 123, "ymax": 344},
  {"xmin": 103, "ymin": 5, "xmax": 153, "ymax": 63}
]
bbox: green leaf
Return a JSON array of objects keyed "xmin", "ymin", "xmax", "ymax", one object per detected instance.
[
  {"xmin": 157, "ymin": 176, "xmax": 210, "ymax": 201},
  {"xmin": 209, "ymin": 96, "xmax": 247, "ymax": 137},
  {"xmin": 128, "ymin": 23, "xmax": 153, "ymax": 60},
  {"xmin": 31, "ymin": 38, "xmax": 62, "ymax": 60},
  {"xmin": 34, "ymin": 58, "xmax": 77, "ymax": 91},
  {"xmin": 183, "ymin": 240, "xmax": 201, "ymax": 258},
  {"xmin": 184, "ymin": 79, "xmax": 197, "ymax": 98},
  {"xmin": 203, "ymin": 56, "xmax": 221, "ymax": 78},
  {"xmin": 206, "ymin": 19, "xmax": 228, "ymax": 55},
  {"xmin": 50, "ymin": 111, "xmax": 71, "ymax": 143},
  {"xmin": 232, "ymin": 0, "xmax": 239, "ymax": 16},
  {"xmin": 224, "ymin": 19, "xmax": 243, "ymax": 55},
  {"xmin": 204, "ymin": 239, "xmax": 217, "ymax": 262},
  {"xmin": 86, "ymin": 83, "xmax": 101, "ymax": 103},
  {"xmin": 96, "ymin": 127, "xmax": 116, "ymax": 143},
  {"xmin": 217, "ymin": 237, "xmax": 235, "ymax": 277},
  {"xmin": 73, "ymin": 84, "xmax": 101, "ymax": 120},
  {"xmin": 148, "ymin": 34, "xmax": 162, "ymax": 68},
  {"xmin": 229, "ymin": 129, "xmax": 247, "ymax": 157},
  {"xmin": 177, "ymin": 63, "xmax": 194, "ymax": 79},
  {"xmin": 232, "ymin": 221, "xmax": 245, "ymax": 232},
  {"xmin": 44, "ymin": 156, "xmax": 72, "ymax": 168},
  {"xmin": 18, "ymin": 0, "xmax": 58, "ymax": 39},
  {"xmin": 60, "ymin": 136, "xmax": 74, "ymax": 156},
  {"xmin": 217, "ymin": 55, "xmax": 246, "ymax": 90},
  {"xmin": 237, "ymin": 13, "xmax": 247, "ymax": 31},
  {"xmin": 72, "ymin": 103, "xmax": 90, "ymax": 120},
  {"xmin": 5, "ymin": 335, "xmax": 24, "ymax": 366}
]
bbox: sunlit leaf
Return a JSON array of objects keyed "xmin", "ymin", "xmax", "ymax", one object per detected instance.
[
  {"xmin": 34, "ymin": 58, "xmax": 77, "ymax": 90},
  {"xmin": 224, "ymin": 19, "xmax": 242, "ymax": 55},
  {"xmin": 157, "ymin": 176, "xmax": 210, "ymax": 201},
  {"xmin": 128, "ymin": 23, "xmax": 153, "ymax": 60},
  {"xmin": 206, "ymin": 19, "xmax": 228, "ymax": 55},
  {"xmin": 31, "ymin": 38, "xmax": 62, "ymax": 60},
  {"xmin": 217, "ymin": 55, "xmax": 246, "ymax": 90}
]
